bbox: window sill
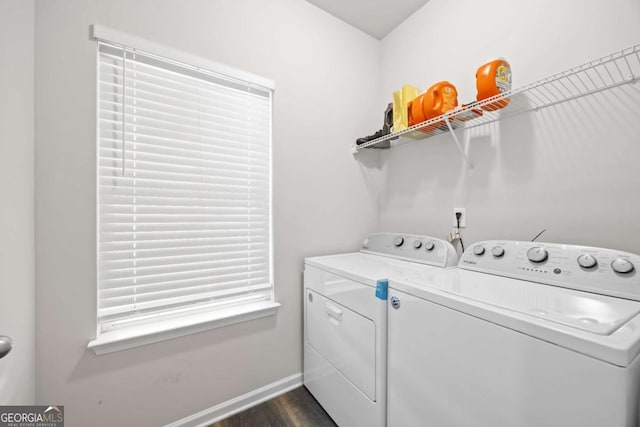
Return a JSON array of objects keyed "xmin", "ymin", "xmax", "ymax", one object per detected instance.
[{"xmin": 87, "ymin": 301, "xmax": 281, "ymax": 355}]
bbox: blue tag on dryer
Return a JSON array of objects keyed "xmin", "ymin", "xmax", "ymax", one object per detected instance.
[{"xmin": 375, "ymin": 279, "xmax": 388, "ymax": 300}]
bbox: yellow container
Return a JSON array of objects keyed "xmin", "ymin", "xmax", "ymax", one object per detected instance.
[{"xmin": 392, "ymin": 84, "xmax": 420, "ymax": 132}]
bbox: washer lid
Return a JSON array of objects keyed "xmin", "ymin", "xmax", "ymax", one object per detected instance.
[
  {"xmin": 392, "ymin": 269, "xmax": 640, "ymax": 367},
  {"xmin": 443, "ymin": 270, "xmax": 640, "ymax": 335},
  {"xmin": 305, "ymin": 252, "xmax": 438, "ymax": 287}
]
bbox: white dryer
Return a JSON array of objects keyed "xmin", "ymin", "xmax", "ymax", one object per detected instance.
[
  {"xmin": 387, "ymin": 240, "xmax": 640, "ymax": 427},
  {"xmin": 304, "ymin": 233, "xmax": 458, "ymax": 427}
]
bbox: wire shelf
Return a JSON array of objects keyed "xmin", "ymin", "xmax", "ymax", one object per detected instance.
[{"xmin": 353, "ymin": 43, "xmax": 640, "ymax": 153}]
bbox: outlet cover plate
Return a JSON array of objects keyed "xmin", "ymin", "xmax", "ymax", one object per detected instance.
[{"xmin": 453, "ymin": 208, "xmax": 466, "ymax": 228}]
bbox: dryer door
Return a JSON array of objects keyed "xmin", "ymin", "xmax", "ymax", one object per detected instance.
[{"xmin": 306, "ymin": 289, "xmax": 376, "ymax": 401}]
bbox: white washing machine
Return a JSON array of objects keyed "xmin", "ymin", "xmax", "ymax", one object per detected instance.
[
  {"xmin": 387, "ymin": 240, "xmax": 640, "ymax": 427},
  {"xmin": 304, "ymin": 233, "xmax": 458, "ymax": 427}
]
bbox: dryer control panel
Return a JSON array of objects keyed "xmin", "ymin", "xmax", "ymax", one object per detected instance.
[
  {"xmin": 459, "ymin": 240, "xmax": 640, "ymax": 301},
  {"xmin": 361, "ymin": 233, "xmax": 458, "ymax": 268}
]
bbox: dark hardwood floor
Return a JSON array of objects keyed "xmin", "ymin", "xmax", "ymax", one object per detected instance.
[{"xmin": 210, "ymin": 386, "xmax": 337, "ymax": 427}]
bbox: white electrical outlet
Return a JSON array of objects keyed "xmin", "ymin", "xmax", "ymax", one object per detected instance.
[{"xmin": 453, "ymin": 208, "xmax": 466, "ymax": 228}]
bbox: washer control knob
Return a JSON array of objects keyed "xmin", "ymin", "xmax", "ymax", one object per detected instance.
[
  {"xmin": 612, "ymin": 258, "xmax": 635, "ymax": 274},
  {"xmin": 577, "ymin": 254, "xmax": 598, "ymax": 269},
  {"xmin": 491, "ymin": 246, "xmax": 505, "ymax": 258},
  {"xmin": 473, "ymin": 245, "xmax": 485, "ymax": 256},
  {"xmin": 424, "ymin": 241, "xmax": 435, "ymax": 251},
  {"xmin": 413, "ymin": 240, "xmax": 423, "ymax": 249},
  {"xmin": 394, "ymin": 236, "xmax": 404, "ymax": 247},
  {"xmin": 527, "ymin": 247, "xmax": 548, "ymax": 263},
  {"xmin": 390, "ymin": 296, "xmax": 401, "ymax": 309}
]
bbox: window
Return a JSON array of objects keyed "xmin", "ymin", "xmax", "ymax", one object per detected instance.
[{"xmin": 89, "ymin": 27, "xmax": 276, "ymax": 354}]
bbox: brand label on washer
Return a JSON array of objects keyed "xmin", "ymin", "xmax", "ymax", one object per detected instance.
[{"xmin": 375, "ymin": 279, "xmax": 388, "ymax": 300}]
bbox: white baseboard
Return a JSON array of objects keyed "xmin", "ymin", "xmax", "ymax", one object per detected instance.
[{"xmin": 165, "ymin": 372, "xmax": 303, "ymax": 427}]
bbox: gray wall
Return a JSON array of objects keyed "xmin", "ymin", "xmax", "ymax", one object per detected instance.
[
  {"xmin": 34, "ymin": 0, "xmax": 380, "ymax": 425},
  {"xmin": 0, "ymin": 0, "xmax": 35, "ymax": 404},
  {"xmin": 379, "ymin": 0, "xmax": 640, "ymax": 253}
]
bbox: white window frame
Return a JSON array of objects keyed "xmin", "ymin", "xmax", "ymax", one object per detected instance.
[{"xmin": 88, "ymin": 25, "xmax": 278, "ymax": 355}]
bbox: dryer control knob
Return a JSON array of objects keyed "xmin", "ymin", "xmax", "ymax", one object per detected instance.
[
  {"xmin": 612, "ymin": 258, "xmax": 635, "ymax": 274},
  {"xmin": 527, "ymin": 247, "xmax": 548, "ymax": 263},
  {"xmin": 577, "ymin": 254, "xmax": 598, "ymax": 269},
  {"xmin": 491, "ymin": 246, "xmax": 505, "ymax": 258},
  {"xmin": 413, "ymin": 240, "xmax": 423, "ymax": 249},
  {"xmin": 424, "ymin": 241, "xmax": 435, "ymax": 251},
  {"xmin": 394, "ymin": 236, "xmax": 404, "ymax": 247},
  {"xmin": 473, "ymin": 245, "xmax": 485, "ymax": 256}
]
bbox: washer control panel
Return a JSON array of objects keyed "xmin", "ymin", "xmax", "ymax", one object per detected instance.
[
  {"xmin": 361, "ymin": 233, "xmax": 458, "ymax": 268},
  {"xmin": 459, "ymin": 240, "xmax": 640, "ymax": 301}
]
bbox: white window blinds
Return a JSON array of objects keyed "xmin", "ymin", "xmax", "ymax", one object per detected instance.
[{"xmin": 97, "ymin": 42, "xmax": 273, "ymax": 333}]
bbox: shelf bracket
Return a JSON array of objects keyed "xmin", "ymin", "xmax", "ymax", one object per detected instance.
[{"xmin": 444, "ymin": 117, "xmax": 473, "ymax": 171}]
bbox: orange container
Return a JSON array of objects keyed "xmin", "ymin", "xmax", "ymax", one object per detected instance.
[
  {"xmin": 476, "ymin": 58, "xmax": 511, "ymax": 110},
  {"xmin": 422, "ymin": 81, "xmax": 458, "ymax": 120},
  {"xmin": 407, "ymin": 93, "xmax": 427, "ymax": 127},
  {"xmin": 408, "ymin": 81, "xmax": 459, "ymax": 127},
  {"xmin": 407, "ymin": 82, "xmax": 459, "ymax": 135}
]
